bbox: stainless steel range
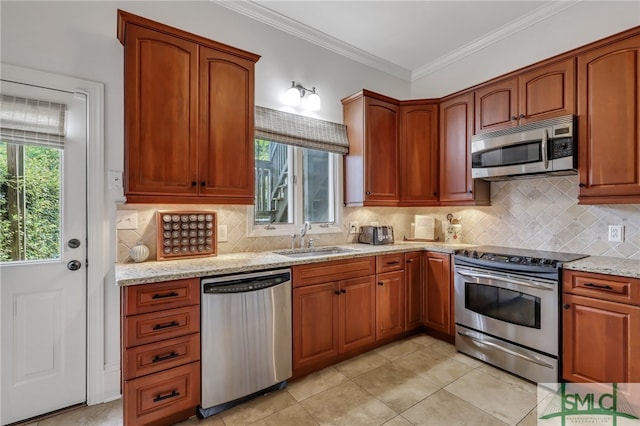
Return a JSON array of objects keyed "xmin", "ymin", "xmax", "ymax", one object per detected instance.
[{"xmin": 454, "ymin": 246, "xmax": 588, "ymax": 383}]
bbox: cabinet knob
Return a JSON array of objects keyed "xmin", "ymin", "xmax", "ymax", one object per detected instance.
[
  {"xmin": 334, "ymin": 290, "xmax": 341, "ymax": 295},
  {"xmin": 378, "ymin": 281, "xmax": 384, "ymax": 286},
  {"xmin": 578, "ymin": 183, "xmax": 586, "ymax": 188},
  {"xmin": 433, "ymin": 192, "xmax": 438, "ymax": 196},
  {"xmin": 519, "ymin": 113, "xmax": 525, "ymax": 119},
  {"xmin": 191, "ymin": 181, "xmax": 197, "ymax": 187},
  {"xmin": 511, "ymin": 115, "xmax": 517, "ymax": 121},
  {"xmin": 563, "ymin": 304, "xmax": 570, "ymax": 309},
  {"xmin": 340, "ymin": 289, "xmax": 346, "ymax": 294},
  {"xmin": 201, "ymin": 181, "xmax": 206, "ymax": 187},
  {"xmin": 407, "ymin": 259, "xmax": 413, "ymax": 263},
  {"xmin": 366, "ymin": 191, "xmax": 371, "ymax": 195},
  {"xmin": 468, "ymin": 189, "xmax": 473, "ymax": 194}
]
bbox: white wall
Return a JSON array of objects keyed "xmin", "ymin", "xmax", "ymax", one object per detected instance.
[
  {"xmin": 411, "ymin": 1, "xmax": 640, "ymax": 98},
  {"xmin": 0, "ymin": 0, "xmax": 409, "ymax": 401}
]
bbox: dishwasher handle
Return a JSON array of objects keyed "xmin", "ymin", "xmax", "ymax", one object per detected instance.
[{"xmin": 203, "ymin": 270, "xmax": 291, "ymax": 294}]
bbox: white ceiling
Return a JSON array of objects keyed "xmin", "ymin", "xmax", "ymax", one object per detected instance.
[{"xmin": 214, "ymin": 0, "xmax": 580, "ymax": 82}]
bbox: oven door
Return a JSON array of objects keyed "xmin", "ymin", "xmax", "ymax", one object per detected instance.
[{"xmin": 454, "ymin": 265, "xmax": 558, "ymax": 357}]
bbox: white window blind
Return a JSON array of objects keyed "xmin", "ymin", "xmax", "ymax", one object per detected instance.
[
  {"xmin": 0, "ymin": 94, "xmax": 67, "ymax": 149},
  {"xmin": 255, "ymin": 106, "xmax": 349, "ymax": 155}
]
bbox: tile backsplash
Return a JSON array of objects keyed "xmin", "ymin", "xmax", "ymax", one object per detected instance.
[{"xmin": 117, "ymin": 175, "xmax": 640, "ymax": 263}]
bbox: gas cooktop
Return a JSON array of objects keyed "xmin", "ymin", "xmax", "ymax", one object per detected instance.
[{"xmin": 455, "ymin": 245, "xmax": 589, "ymax": 270}]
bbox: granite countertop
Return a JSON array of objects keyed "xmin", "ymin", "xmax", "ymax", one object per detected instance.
[
  {"xmin": 115, "ymin": 242, "xmax": 473, "ymax": 286},
  {"xmin": 563, "ymin": 256, "xmax": 640, "ymax": 279}
]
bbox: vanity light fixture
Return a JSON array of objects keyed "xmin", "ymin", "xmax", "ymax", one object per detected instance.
[{"xmin": 284, "ymin": 81, "xmax": 321, "ymax": 111}]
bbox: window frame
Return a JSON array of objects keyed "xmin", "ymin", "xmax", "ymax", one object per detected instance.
[{"xmin": 248, "ymin": 144, "xmax": 343, "ymax": 238}]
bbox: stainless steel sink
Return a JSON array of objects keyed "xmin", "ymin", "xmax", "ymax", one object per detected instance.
[{"xmin": 274, "ymin": 247, "xmax": 358, "ymax": 258}]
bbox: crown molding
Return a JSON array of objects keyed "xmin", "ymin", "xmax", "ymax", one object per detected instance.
[
  {"xmin": 411, "ymin": 1, "xmax": 581, "ymax": 81},
  {"xmin": 212, "ymin": 0, "xmax": 411, "ymax": 81},
  {"xmin": 213, "ymin": 0, "xmax": 580, "ymax": 83}
]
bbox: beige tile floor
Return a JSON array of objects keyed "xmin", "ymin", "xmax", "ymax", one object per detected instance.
[{"xmin": 24, "ymin": 334, "xmax": 545, "ymax": 426}]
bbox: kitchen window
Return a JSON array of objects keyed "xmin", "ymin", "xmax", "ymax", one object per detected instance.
[{"xmin": 250, "ymin": 107, "xmax": 348, "ymax": 237}]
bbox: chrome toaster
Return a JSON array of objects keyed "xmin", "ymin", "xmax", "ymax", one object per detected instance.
[{"xmin": 358, "ymin": 226, "xmax": 394, "ymax": 245}]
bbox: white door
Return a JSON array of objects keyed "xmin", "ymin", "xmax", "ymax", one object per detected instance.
[{"xmin": 0, "ymin": 81, "xmax": 87, "ymax": 425}]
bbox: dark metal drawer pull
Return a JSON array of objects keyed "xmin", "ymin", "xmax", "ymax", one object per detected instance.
[
  {"xmin": 583, "ymin": 282, "xmax": 613, "ymax": 290},
  {"xmin": 386, "ymin": 261, "xmax": 400, "ymax": 265},
  {"xmin": 153, "ymin": 390, "xmax": 180, "ymax": 403},
  {"xmin": 152, "ymin": 351, "xmax": 180, "ymax": 363},
  {"xmin": 153, "ymin": 321, "xmax": 180, "ymax": 331},
  {"xmin": 152, "ymin": 291, "xmax": 179, "ymax": 299}
]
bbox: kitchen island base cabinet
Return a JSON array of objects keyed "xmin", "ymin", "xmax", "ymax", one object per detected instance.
[{"xmin": 562, "ymin": 270, "xmax": 640, "ymax": 384}]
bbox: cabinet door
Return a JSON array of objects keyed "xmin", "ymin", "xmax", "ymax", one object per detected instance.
[
  {"xmin": 423, "ymin": 252, "xmax": 452, "ymax": 335},
  {"xmin": 577, "ymin": 35, "xmax": 640, "ymax": 203},
  {"xmin": 405, "ymin": 252, "xmax": 423, "ymax": 331},
  {"xmin": 364, "ymin": 97, "xmax": 399, "ymax": 205},
  {"xmin": 563, "ymin": 294, "xmax": 640, "ymax": 383},
  {"xmin": 376, "ymin": 271, "xmax": 405, "ymax": 340},
  {"xmin": 440, "ymin": 93, "xmax": 489, "ymax": 204},
  {"xmin": 399, "ymin": 103, "xmax": 439, "ymax": 206},
  {"xmin": 519, "ymin": 58, "xmax": 575, "ymax": 124},
  {"xmin": 199, "ymin": 46, "xmax": 255, "ymax": 203},
  {"xmin": 292, "ymin": 283, "xmax": 339, "ymax": 370},
  {"xmin": 123, "ymin": 24, "xmax": 199, "ymax": 198},
  {"xmin": 475, "ymin": 77, "xmax": 518, "ymax": 133},
  {"xmin": 339, "ymin": 276, "xmax": 376, "ymax": 353}
]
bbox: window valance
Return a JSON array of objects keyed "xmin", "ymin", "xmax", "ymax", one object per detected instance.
[{"xmin": 255, "ymin": 106, "xmax": 349, "ymax": 155}]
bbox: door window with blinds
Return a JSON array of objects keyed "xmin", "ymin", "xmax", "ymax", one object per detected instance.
[
  {"xmin": 252, "ymin": 107, "xmax": 348, "ymax": 233},
  {"xmin": 0, "ymin": 95, "xmax": 66, "ymax": 262}
]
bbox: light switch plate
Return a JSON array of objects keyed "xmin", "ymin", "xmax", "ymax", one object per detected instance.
[
  {"xmin": 218, "ymin": 224, "xmax": 228, "ymax": 242},
  {"xmin": 116, "ymin": 210, "xmax": 138, "ymax": 230}
]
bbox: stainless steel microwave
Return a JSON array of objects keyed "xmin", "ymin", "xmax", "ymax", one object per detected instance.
[{"xmin": 471, "ymin": 114, "xmax": 576, "ymax": 181}]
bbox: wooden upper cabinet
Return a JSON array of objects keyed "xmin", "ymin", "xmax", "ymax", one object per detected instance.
[
  {"xmin": 475, "ymin": 77, "xmax": 518, "ymax": 134},
  {"xmin": 117, "ymin": 10, "xmax": 260, "ymax": 204},
  {"xmin": 577, "ymin": 34, "xmax": 640, "ymax": 204},
  {"xmin": 519, "ymin": 58, "xmax": 575, "ymax": 123},
  {"xmin": 399, "ymin": 102, "xmax": 439, "ymax": 206},
  {"xmin": 198, "ymin": 46, "xmax": 255, "ymax": 200},
  {"xmin": 439, "ymin": 92, "xmax": 490, "ymax": 205},
  {"xmin": 342, "ymin": 90, "xmax": 400, "ymax": 207},
  {"xmin": 122, "ymin": 24, "xmax": 199, "ymax": 198},
  {"xmin": 475, "ymin": 58, "xmax": 575, "ymax": 134}
]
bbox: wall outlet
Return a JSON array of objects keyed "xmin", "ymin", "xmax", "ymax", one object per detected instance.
[
  {"xmin": 348, "ymin": 221, "xmax": 359, "ymax": 234},
  {"xmin": 608, "ymin": 225, "xmax": 624, "ymax": 242},
  {"xmin": 370, "ymin": 221, "xmax": 379, "ymax": 226},
  {"xmin": 218, "ymin": 224, "xmax": 228, "ymax": 242},
  {"xmin": 115, "ymin": 210, "xmax": 138, "ymax": 230}
]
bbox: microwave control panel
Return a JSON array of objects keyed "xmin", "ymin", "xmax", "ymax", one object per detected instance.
[{"xmin": 550, "ymin": 138, "xmax": 574, "ymax": 159}]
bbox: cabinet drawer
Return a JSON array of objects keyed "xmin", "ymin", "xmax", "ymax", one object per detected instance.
[
  {"xmin": 124, "ymin": 361, "xmax": 200, "ymax": 426},
  {"xmin": 123, "ymin": 334, "xmax": 200, "ymax": 380},
  {"xmin": 123, "ymin": 278, "xmax": 200, "ymax": 315},
  {"xmin": 124, "ymin": 305, "xmax": 200, "ymax": 348},
  {"xmin": 376, "ymin": 253, "xmax": 405, "ymax": 273},
  {"xmin": 563, "ymin": 270, "xmax": 640, "ymax": 305},
  {"xmin": 293, "ymin": 257, "xmax": 375, "ymax": 287}
]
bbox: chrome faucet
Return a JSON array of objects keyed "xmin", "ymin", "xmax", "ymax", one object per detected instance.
[{"xmin": 299, "ymin": 221, "xmax": 311, "ymax": 248}]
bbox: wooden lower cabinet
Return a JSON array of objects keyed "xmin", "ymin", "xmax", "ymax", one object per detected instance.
[
  {"xmin": 292, "ymin": 266, "xmax": 376, "ymax": 375},
  {"xmin": 405, "ymin": 251, "xmax": 424, "ymax": 331},
  {"xmin": 423, "ymin": 252, "xmax": 453, "ymax": 336},
  {"xmin": 121, "ymin": 278, "xmax": 201, "ymax": 426},
  {"xmin": 562, "ymin": 270, "xmax": 640, "ymax": 384},
  {"xmin": 376, "ymin": 270, "xmax": 405, "ymax": 340}
]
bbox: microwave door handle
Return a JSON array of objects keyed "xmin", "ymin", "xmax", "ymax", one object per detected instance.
[
  {"xmin": 542, "ymin": 129, "xmax": 549, "ymax": 169},
  {"xmin": 456, "ymin": 270, "xmax": 554, "ymax": 291}
]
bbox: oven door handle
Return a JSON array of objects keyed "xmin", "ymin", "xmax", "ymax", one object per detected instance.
[
  {"xmin": 457, "ymin": 331, "xmax": 554, "ymax": 369},
  {"xmin": 542, "ymin": 128, "xmax": 549, "ymax": 170},
  {"xmin": 456, "ymin": 270, "xmax": 554, "ymax": 291}
]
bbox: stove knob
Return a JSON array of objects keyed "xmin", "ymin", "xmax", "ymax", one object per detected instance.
[
  {"xmin": 509, "ymin": 256, "xmax": 521, "ymax": 263},
  {"xmin": 471, "ymin": 251, "xmax": 479, "ymax": 258}
]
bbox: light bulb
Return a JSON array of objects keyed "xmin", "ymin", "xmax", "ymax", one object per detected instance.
[
  {"xmin": 303, "ymin": 91, "xmax": 321, "ymax": 111},
  {"xmin": 284, "ymin": 86, "xmax": 301, "ymax": 106}
]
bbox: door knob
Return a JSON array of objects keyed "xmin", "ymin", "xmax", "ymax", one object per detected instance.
[{"xmin": 67, "ymin": 260, "xmax": 82, "ymax": 271}]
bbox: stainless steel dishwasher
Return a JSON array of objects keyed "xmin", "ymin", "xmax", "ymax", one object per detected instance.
[{"xmin": 198, "ymin": 268, "xmax": 292, "ymax": 418}]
